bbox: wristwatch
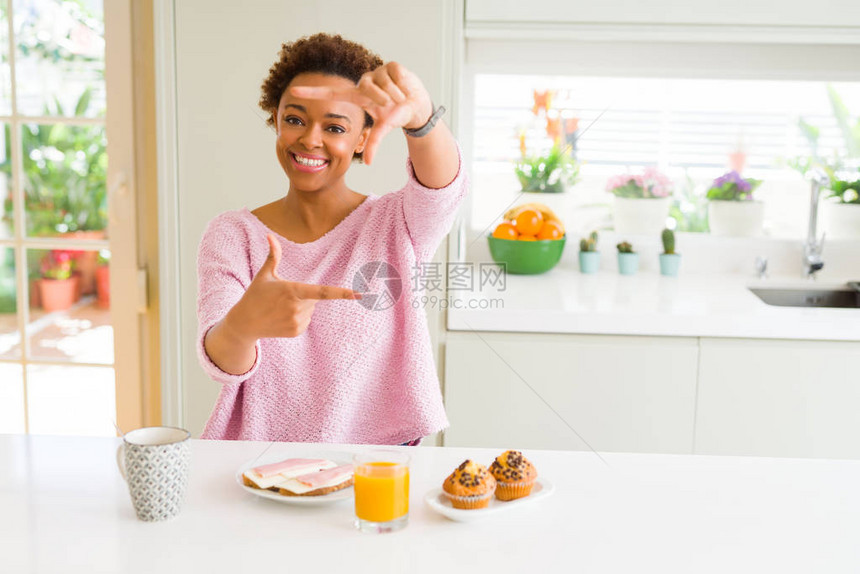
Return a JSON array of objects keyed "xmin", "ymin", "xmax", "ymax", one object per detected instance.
[{"xmin": 403, "ymin": 105, "xmax": 447, "ymax": 138}]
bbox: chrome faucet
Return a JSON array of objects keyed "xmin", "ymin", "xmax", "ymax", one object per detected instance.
[
  {"xmin": 803, "ymin": 169, "xmax": 827, "ymax": 278},
  {"xmin": 755, "ymin": 256, "xmax": 768, "ymax": 279}
]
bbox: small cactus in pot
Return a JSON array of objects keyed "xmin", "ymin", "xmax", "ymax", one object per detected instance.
[
  {"xmin": 616, "ymin": 240, "xmax": 639, "ymax": 275},
  {"xmin": 579, "ymin": 231, "xmax": 598, "ymax": 252},
  {"xmin": 659, "ymin": 228, "xmax": 681, "ymax": 276},
  {"xmin": 661, "ymin": 228, "xmax": 675, "ymax": 255},
  {"xmin": 578, "ymin": 231, "xmax": 600, "ymax": 274}
]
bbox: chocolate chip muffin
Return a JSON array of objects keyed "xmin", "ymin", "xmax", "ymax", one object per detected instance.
[
  {"xmin": 442, "ymin": 459, "xmax": 496, "ymax": 509},
  {"xmin": 488, "ymin": 450, "xmax": 537, "ymax": 501}
]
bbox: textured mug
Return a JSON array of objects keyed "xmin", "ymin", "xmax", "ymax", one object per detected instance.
[{"xmin": 116, "ymin": 426, "xmax": 191, "ymax": 522}]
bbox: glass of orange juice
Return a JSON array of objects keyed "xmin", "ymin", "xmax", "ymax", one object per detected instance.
[{"xmin": 353, "ymin": 449, "xmax": 410, "ymax": 533}]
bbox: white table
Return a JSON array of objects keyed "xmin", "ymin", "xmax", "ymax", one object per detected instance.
[{"xmin": 2, "ymin": 435, "xmax": 859, "ymax": 573}]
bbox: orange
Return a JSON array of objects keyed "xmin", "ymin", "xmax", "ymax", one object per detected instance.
[
  {"xmin": 518, "ymin": 234, "xmax": 537, "ymax": 241},
  {"xmin": 514, "ymin": 209, "xmax": 543, "ymax": 236},
  {"xmin": 492, "ymin": 222, "xmax": 518, "ymax": 240},
  {"xmin": 536, "ymin": 220, "xmax": 564, "ymax": 240}
]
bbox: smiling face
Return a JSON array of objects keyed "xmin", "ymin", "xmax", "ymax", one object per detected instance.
[{"xmin": 274, "ymin": 73, "xmax": 370, "ymax": 194}]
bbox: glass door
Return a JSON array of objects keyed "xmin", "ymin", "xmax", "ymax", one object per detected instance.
[{"xmin": 0, "ymin": 0, "xmax": 141, "ymax": 436}]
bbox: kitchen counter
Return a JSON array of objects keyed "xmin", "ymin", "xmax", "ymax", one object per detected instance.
[
  {"xmin": 3, "ymin": 434, "xmax": 860, "ymax": 573},
  {"xmin": 447, "ymin": 270, "xmax": 860, "ymax": 341}
]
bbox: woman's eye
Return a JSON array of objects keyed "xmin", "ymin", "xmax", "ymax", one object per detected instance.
[
  {"xmin": 283, "ymin": 116, "xmax": 302, "ymax": 125},
  {"xmin": 327, "ymin": 125, "xmax": 346, "ymax": 134}
]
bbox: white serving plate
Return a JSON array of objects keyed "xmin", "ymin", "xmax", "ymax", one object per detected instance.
[
  {"xmin": 236, "ymin": 453, "xmax": 354, "ymax": 505},
  {"xmin": 424, "ymin": 477, "xmax": 554, "ymax": 522}
]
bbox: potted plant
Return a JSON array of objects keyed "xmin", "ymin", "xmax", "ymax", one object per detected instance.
[
  {"xmin": 96, "ymin": 250, "xmax": 110, "ymax": 309},
  {"xmin": 606, "ymin": 167, "xmax": 673, "ymax": 235},
  {"xmin": 786, "ymin": 87, "xmax": 860, "ymax": 238},
  {"xmin": 13, "ymin": 89, "xmax": 108, "ymax": 295},
  {"xmin": 578, "ymin": 231, "xmax": 600, "ymax": 274},
  {"xmin": 515, "ymin": 141, "xmax": 581, "ymax": 194},
  {"xmin": 512, "ymin": 90, "xmax": 582, "ymax": 215},
  {"xmin": 821, "ymin": 168, "xmax": 860, "ymax": 239},
  {"xmin": 706, "ymin": 171, "xmax": 764, "ymax": 237},
  {"xmin": 38, "ymin": 250, "xmax": 78, "ymax": 312},
  {"xmin": 616, "ymin": 241, "xmax": 639, "ymax": 275},
  {"xmin": 659, "ymin": 228, "xmax": 681, "ymax": 277}
]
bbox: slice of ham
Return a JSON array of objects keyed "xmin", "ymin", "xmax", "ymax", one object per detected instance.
[
  {"xmin": 252, "ymin": 458, "xmax": 332, "ymax": 478},
  {"xmin": 294, "ymin": 465, "xmax": 354, "ymax": 488}
]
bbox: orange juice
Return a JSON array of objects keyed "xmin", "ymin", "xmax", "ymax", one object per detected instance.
[{"xmin": 354, "ymin": 461, "xmax": 409, "ymax": 523}]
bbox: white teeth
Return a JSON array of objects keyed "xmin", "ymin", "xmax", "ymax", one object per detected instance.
[{"xmin": 293, "ymin": 154, "xmax": 327, "ymax": 167}]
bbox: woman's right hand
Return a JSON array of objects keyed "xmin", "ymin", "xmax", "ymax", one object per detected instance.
[{"xmin": 224, "ymin": 234, "xmax": 361, "ymax": 344}]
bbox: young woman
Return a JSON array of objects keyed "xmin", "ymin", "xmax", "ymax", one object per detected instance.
[{"xmin": 197, "ymin": 33, "xmax": 467, "ymax": 445}]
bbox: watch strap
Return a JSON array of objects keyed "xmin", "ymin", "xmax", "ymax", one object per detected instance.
[{"xmin": 403, "ymin": 105, "xmax": 446, "ymax": 138}]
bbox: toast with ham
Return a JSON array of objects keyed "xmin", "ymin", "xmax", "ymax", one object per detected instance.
[
  {"xmin": 277, "ymin": 465, "xmax": 355, "ymax": 497},
  {"xmin": 242, "ymin": 458, "xmax": 337, "ymax": 491},
  {"xmin": 242, "ymin": 458, "xmax": 354, "ymax": 496}
]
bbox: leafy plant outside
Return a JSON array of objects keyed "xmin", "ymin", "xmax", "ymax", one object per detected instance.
[
  {"xmin": 787, "ymin": 86, "xmax": 860, "ymax": 204},
  {"xmin": 515, "ymin": 142, "xmax": 581, "ymax": 193}
]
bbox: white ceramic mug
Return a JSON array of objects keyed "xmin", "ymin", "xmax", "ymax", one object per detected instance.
[{"xmin": 116, "ymin": 426, "xmax": 191, "ymax": 522}]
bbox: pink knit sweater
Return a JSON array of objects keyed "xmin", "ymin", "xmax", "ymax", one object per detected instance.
[{"xmin": 197, "ymin": 151, "xmax": 467, "ymax": 444}]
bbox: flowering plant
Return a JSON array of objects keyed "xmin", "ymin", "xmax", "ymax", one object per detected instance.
[
  {"xmin": 40, "ymin": 250, "xmax": 76, "ymax": 280},
  {"xmin": 606, "ymin": 167, "xmax": 673, "ymax": 199},
  {"xmin": 514, "ymin": 90, "xmax": 582, "ymax": 193},
  {"xmin": 826, "ymin": 168, "xmax": 860, "ymax": 204},
  {"xmin": 706, "ymin": 171, "xmax": 762, "ymax": 201}
]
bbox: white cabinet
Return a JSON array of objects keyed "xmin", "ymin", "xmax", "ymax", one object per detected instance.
[
  {"xmin": 694, "ymin": 338, "xmax": 860, "ymax": 459},
  {"xmin": 445, "ymin": 332, "xmax": 860, "ymax": 459},
  {"xmin": 443, "ymin": 332, "xmax": 698, "ymax": 453}
]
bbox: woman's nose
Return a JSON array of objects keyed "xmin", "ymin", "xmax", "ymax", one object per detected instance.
[{"xmin": 297, "ymin": 123, "xmax": 323, "ymax": 149}]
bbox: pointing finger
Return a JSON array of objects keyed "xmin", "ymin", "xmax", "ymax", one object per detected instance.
[{"xmin": 290, "ymin": 282, "xmax": 362, "ymax": 301}]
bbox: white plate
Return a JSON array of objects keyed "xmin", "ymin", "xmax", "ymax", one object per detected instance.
[
  {"xmin": 424, "ymin": 478, "xmax": 554, "ymax": 522},
  {"xmin": 236, "ymin": 454, "xmax": 354, "ymax": 505}
]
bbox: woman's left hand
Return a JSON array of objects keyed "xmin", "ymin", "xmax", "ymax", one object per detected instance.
[{"xmin": 289, "ymin": 61, "xmax": 433, "ymax": 166}]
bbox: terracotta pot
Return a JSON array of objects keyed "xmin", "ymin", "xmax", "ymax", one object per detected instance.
[
  {"xmin": 38, "ymin": 276, "xmax": 79, "ymax": 312},
  {"xmin": 96, "ymin": 265, "xmax": 110, "ymax": 309},
  {"xmin": 72, "ymin": 271, "xmax": 83, "ymax": 301},
  {"xmin": 66, "ymin": 230, "xmax": 105, "ymax": 296},
  {"xmin": 29, "ymin": 278, "xmax": 41, "ymax": 309}
]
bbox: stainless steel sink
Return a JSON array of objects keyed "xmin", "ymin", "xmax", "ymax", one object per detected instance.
[{"xmin": 749, "ymin": 287, "xmax": 860, "ymax": 309}]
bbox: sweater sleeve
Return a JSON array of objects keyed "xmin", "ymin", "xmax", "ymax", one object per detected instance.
[
  {"xmin": 196, "ymin": 213, "xmax": 262, "ymax": 385},
  {"xmin": 400, "ymin": 142, "xmax": 469, "ymax": 261}
]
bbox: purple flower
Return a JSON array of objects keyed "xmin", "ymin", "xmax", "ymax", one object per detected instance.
[{"xmin": 708, "ymin": 171, "xmax": 760, "ymax": 201}]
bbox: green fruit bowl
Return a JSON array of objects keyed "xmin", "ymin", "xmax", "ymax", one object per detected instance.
[{"xmin": 487, "ymin": 235, "xmax": 567, "ymax": 275}]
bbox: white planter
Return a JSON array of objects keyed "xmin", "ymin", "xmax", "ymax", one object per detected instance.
[
  {"xmin": 613, "ymin": 197, "xmax": 671, "ymax": 236},
  {"xmin": 708, "ymin": 200, "xmax": 764, "ymax": 237},
  {"xmin": 821, "ymin": 202, "xmax": 860, "ymax": 239}
]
